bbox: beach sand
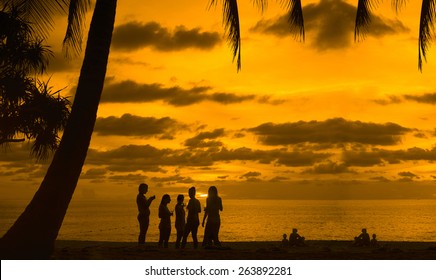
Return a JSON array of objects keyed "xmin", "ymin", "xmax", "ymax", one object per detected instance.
[{"xmin": 51, "ymin": 240, "xmax": 436, "ymax": 260}]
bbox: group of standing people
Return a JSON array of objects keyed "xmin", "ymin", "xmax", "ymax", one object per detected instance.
[{"xmin": 136, "ymin": 183, "xmax": 223, "ymax": 249}]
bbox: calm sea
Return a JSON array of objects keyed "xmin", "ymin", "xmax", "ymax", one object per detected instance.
[{"xmin": 1, "ymin": 199, "xmax": 435, "ymax": 242}]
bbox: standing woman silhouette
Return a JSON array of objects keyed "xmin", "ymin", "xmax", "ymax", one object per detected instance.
[
  {"xmin": 136, "ymin": 183, "xmax": 155, "ymax": 245},
  {"xmin": 158, "ymin": 194, "xmax": 173, "ymax": 248},
  {"xmin": 202, "ymin": 186, "xmax": 223, "ymax": 247}
]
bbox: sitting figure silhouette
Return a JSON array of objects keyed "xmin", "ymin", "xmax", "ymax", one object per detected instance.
[
  {"xmin": 289, "ymin": 228, "xmax": 305, "ymax": 247},
  {"xmin": 370, "ymin": 233, "xmax": 378, "ymax": 247},
  {"xmin": 281, "ymin": 233, "xmax": 289, "ymax": 248},
  {"xmin": 354, "ymin": 228, "xmax": 370, "ymax": 247}
]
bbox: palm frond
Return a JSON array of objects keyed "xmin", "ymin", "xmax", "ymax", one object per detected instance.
[
  {"xmin": 252, "ymin": 0, "xmax": 268, "ymax": 12},
  {"xmin": 62, "ymin": 0, "xmax": 91, "ymax": 58},
  {"xmin": 283, "ymin": 0, "xmax": 305, "ymax": 41},
  {"xmin": 418, "ymin": 0, "xmax": 436, "ymax": 71},
  {"xmin": 210, "ymin": 0, "xmax": 242, "ymax": 71},
  {"xmin": 2, "ymin": 0, "xmax": 68, "ymax": 39},
  {"xmin": 355, "ymin": 0, "xmax": 377, "ymax": 41},
  {"xmin": 391, "ymin": 0, "xmax": 408, "ymax": 12},
  {"xmin": 24, "ymin": 40, "xmax": 53, "ymax": 74}
]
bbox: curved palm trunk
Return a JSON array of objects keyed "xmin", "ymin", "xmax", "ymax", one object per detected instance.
[{"xmin": 0, "ymin": 0, "xmax": 117, "ymax": 259}]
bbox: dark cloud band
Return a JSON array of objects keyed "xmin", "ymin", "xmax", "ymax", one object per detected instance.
[
  {"xmin": 250, "ymin": 0, "xmax": 409, "ymax": 50},
  {"xmin": 101, "ymin": 79, "xmax": 256, "ymax": 106},
  {"xmin": 112, "ymin": 21, "xmax": 221, "ymax": 52},
  {"xmin": 248, "ymin": 118, "xmax": 411, "ymax": 146}
]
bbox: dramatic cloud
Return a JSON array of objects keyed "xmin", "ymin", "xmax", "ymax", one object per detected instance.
[
  {"xmin": 374, "ymin": 93, "xmax": 436, "ymax": 106},
  {"xmin": 94, "ymin": 114, "xmax": 187, "ymax": 139},
  {"xmin": 370, "ymin": 176, "xmax": 391, "ymax": 182},
  {"xmin": 240, "ymin": 171, "xmax": 262, "ymax": 179},
  {"xmin": 250, "ymin": 0, "xmax": 409, "ymax": 50},
  {"xmin": 303, "ymin": 161, "xmax": 354, "ymax": 174},
  {"xmin": 372, "ymin": 95, "xmax": 403, "ymax": 105},
  {"xmin": 248, "ymin": 118, "xmax": 411, "ymax": 146},
  {"xmin": 240, "ymin": 171, "xmax": 262, "ymax": 182},
  {"xmin": 404, "ymin": 93, "xmax": 436, "ymax": 105},
  {"xmin": 398, "ymin": 171, "xmax": 419, "ymax": 178},
  {"xmin": 101, "ymin": 79, "xmax": 256, "ymax": 106},
  {"xmin": 81, "ymin": 168, "xmax": 108, "ymax": 180},
  {"xmin": 184, "ymin": 129, "xmax": 226, "ymax": 148},
  {"xmin": 84, "ymin": 144, "xmax": 331, "ymax": 173},
  {"xmin": 342, "ymin": 147, "xmax": 436, "ymax": 166},
  {"xmin": 111, "ymin": 21, "xmax": 221, "ymax": 51},
  {"xmin": 150, "ymin": 174, "xmax": 195, "ymax": 184}
]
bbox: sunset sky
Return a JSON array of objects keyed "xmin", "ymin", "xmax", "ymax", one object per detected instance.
[{"xmin": 1, "ymin": 0, "xmax": 436, "ymax": 201}]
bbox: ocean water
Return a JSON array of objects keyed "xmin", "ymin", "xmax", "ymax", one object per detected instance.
[{"xmin": 1, "ymin": 199, "xmax": 435, "ymax": 242}]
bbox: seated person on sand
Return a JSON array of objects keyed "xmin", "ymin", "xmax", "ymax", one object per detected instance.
[
  {"xmin": 289, "ymin": 228, "xmax": 305, "ymax": 247},
  {"xmin": 354, "ymin": 228, "xmax": 370, "ymax": 247},
  {"xmin": 281, "ymin": 233, "xmax": 289, "ymax": 247},
  {"xmin": 370, "ymin": 233, "xmax": 378, "ymax": 247}
]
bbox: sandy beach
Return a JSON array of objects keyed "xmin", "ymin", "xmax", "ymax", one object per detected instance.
[{"xmin": 51, "ymin": 240, "xmax": 436, "ymax": 260}]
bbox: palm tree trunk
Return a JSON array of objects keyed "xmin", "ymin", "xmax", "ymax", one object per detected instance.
[{"xmin": 0, "ymin": 0, "xmax": 117, "ymax": 259}]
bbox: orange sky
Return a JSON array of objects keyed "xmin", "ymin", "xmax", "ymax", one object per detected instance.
[{"xmin": 1, "ymin": 0, "xmax": 436, "ymax": 201}]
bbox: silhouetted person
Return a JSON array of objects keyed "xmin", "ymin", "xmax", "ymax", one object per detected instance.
[
  {"xmin": 354, "ymin": 228, "xmax": 370, "ymax": 247},
  {"xmin": 181, "ymin": 187, "xmax": 202, "ymax": 249},
  {"xmin": 281, "ymin": 233, "xmax": 289, "ymax": 248},
  {"xmin": 136, "ymin": 183, "xmax": 155, "ymax": 245},
  {"xmin": 202, "ymin": 186, "xmax": 223, "ymax": 247},
  {"xmin": 370, "ymin": 233, "xmax": 378, "ymax": 247},
  {"xmin": 175, "ymin": 194, "xmax": 186, "ymax": 249},
  {"xmin": 158, "ymin": 194, "xmax": 173, "ymax": 248},
  {"xmin": 289, "ymin": 228, "xmax": 305, "ymax": 247}
]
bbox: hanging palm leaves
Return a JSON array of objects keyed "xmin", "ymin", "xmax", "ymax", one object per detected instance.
[{"xmin": 0, "ymin": 4, "xmax": 70, "ymax": 160}]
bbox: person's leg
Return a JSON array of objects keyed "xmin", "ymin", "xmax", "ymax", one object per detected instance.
[
  {"xmin": 175, "ymin": 229, "xmax": 183, "ymax": 248},
  {"xmin": 181, "ymin": 223, "xmax": 191, "ymax": 248},
  {"xmin": 214, "ymin": 220, "xmax": 221, "ymax": 246},
  {"xmin": 202, "ymin": 221, "xmax": 211, "ymax": 247},
  {"xmin": 192, "ymin": 224, "xmax": 199, "ymax": 249},
  {"xmin": 164, "ymin": 227, "xmax": 171, "ymax": 248},
  {"xmin": 138, "ymin": 215, "xmax": 149, "ymax": 244},
  {"xmin": 158, "ymin": 226, "xmax": 164, "ymax": 248}
]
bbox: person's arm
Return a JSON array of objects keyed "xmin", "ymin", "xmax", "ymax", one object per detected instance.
[
  {"xmin": 145, "ymin": 195, "xmax": 155, "ymax": 207},
  {"xmin": 158, "ymin": 205, "xmax": 162, "ymax": 218},
  {"xmin": 175, "ymin": 205, "xmax": 180, "ymax": 217},
  {"xmin": 202, "ymin": 211, "xmax": 208, "ymax": 227},
  {"xmin": 219, "ymin": 197, "xmax": 223, "ymax": 211},
  {"xmin": 197, "ymin": 200, "xmax": 201, "ymax": 213}
]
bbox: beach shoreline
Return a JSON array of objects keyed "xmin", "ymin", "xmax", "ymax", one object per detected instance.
[{"xmin": 51, "ymin": 240, "xmax": 436, "ymax": 260}]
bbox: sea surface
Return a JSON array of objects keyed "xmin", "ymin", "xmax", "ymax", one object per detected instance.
[{"xmin": 1, "ymin": 199, "xmax": 435, "ymax": 242}]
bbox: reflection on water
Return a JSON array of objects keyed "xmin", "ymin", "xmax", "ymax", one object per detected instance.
[{"xmin": 0, "ymin": 199, "xmax": 435, "ymax": 242}]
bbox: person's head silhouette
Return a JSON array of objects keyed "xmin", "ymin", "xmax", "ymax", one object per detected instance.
[
  {"xmin": 138, "ymin": 183, "xmax": 148, "ymax": 194},
  {"xmin": 208, "ymin": 186, "xmax": 218, "ymax": 198},
  {"xmin": 188, "ymin": 186, "xmax": 196, "ymax": 198}
]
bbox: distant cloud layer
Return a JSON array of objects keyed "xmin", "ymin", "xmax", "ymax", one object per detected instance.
[
  {"xmin": 342, "ymin": 147, "xmax": 436, "ymax": 166},
  {"xmin": 250, "ymin": 0, "xmax": 409, "ymax": 50},
  {"xmin": 101, "ymin": 79, "xmax": 257, "ymax": 106},
  {"xmin": 404, "ymin": 93, "xmax": 436, "ymax": 104},
  {"xmin": 184, "ymin": 129, "xmax": 226, "ymax": 148},
  {"xmin": 248, "ymin": 118, "xmax": 411, "ymax": 146},
  {"xmin": 83, "ymin": 144, "xmax": 331, "ymax": 173},
  {"xmin": 374, "ymin": 92, "xmax": 436, "ymax": 105},
  {"xmin": 94, "ymin": 114, "xmax": 187, "ymax": 139},
  {"xmin": 111, "ymin": 21, "xmax": 221, "ymax": 51},
  {"xmin": 3, "ymin": 128, "xmax": 436, "ymax": 185}
]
